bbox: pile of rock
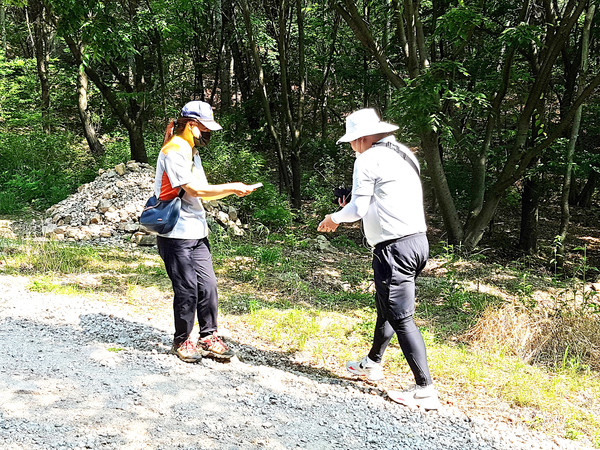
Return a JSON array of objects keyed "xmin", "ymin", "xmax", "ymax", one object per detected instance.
[{"xmin": 42, "ymin": 161, "xmax": 245, "ymax": 246}]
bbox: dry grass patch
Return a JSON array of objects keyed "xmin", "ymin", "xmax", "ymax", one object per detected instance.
[{"xmin": 466, "ymin": 297, "xmax": 600, "ymax": 371}]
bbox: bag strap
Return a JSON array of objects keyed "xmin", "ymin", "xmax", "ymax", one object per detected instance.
[{"xmin": 376, "ymin": 141, "xmax": 420, "ymax": 176}]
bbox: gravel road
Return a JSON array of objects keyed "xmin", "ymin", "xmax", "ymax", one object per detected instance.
[{"xmin": 0, "ymin": 274, "xmax": 592, "ymax": 450}]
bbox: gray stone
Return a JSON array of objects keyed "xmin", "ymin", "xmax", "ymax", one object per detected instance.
[
  {"xmin": 114, "ymin": 163, "xmax": 126, "ymax": 176},
  {"xmin": 97, "ymin": 200, "xmax": 112, "ymax": 213},
  {"xmin": 133, "ymin": 233, "xmax": 156, "ymax": 246}
]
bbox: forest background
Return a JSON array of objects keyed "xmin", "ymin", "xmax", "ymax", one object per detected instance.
[
  {"xmin": 0, "ymin": 0, "xmax": 599, "ymax": 255},
  {"xmin": 1, "ymin": 0, "xmax": 600, "ymax": 446}
]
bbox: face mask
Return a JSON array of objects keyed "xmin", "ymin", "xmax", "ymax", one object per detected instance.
[{"xmin": 193, "ymin": 131, "xmax": 211, "ymax": 148}]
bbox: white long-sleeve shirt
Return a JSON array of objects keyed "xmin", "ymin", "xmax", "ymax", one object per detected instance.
[{"xmin": 330, "ymin": 136, "xmax": 427, "ymax": 246}]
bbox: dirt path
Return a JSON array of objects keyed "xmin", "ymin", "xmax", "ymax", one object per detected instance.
[{"xmin": 0, "ymin": 274, "xmax": 593, "ymax": 449}]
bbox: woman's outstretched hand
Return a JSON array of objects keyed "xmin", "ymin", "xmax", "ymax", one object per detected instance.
[{"xmin": 232, "ymin": 182, "xmax": 259, "ymax": 197}]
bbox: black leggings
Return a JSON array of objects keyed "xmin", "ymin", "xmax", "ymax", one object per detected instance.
[
  {"xmin": 369, "ymin": 234, "xmax": 432, "ymax": 387},
  {"xmin": 368, "ymin": 315, "xmax": 432, "ymax": 387}
]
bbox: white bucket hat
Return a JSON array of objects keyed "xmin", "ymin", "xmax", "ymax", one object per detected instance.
[{"xmin": 336, "ymin": 108, "xmax": 399, "ymax": 144}]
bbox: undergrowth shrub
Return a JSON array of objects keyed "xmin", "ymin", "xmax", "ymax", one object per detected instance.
[
  {"xmin": 0, "ymin": 57, "xmax": 39, "ymax": 126},
  {"xmin": 201, "ymin": 135, "xmax": 293, "ymax": 230},
  {"xmin": 0, "ymin": 132, "xmax": 98, "ymax": 213}
]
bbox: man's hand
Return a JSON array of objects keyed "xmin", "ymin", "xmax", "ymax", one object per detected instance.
[{"xmin": 317, "ymin": 215, "xmax": 339, "ymax": 233}]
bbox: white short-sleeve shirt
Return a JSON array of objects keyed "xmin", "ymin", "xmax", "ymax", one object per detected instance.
[{"xmin": 153, "ymin": 136, "xmax": 209, "ymax": 239}]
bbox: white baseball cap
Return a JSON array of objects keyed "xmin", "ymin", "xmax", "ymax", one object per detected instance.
[
  {"xmin": 336, "ymin": 108, "xmax": 398, "ymax": 144},
  {"xmin": 181, "ymin": 100, "xmax": 223, "ymax": 131}
]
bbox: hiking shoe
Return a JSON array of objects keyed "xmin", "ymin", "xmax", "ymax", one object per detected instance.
[
  {"xmin": 198, "ymin": 332, "xmax": 235, "ymax": 359},
  {"xmin": 346, "ymin": 355, "xmax": 384, "ymax": 381},
  {"xmin": 387, "ymin": 384, "xmax": 441, "ymax": 411},
  {"xmin": 171, "ymin": 337, "xmax": 202, "ymax": 363}
]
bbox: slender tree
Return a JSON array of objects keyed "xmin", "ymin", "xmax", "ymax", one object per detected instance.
[
  {"xmin": 556, "ymin": 3, "xmax": 596, "ymax": 264},
  {"xmin": 27, "ymin": 0, "xmax": 51, "ymax": 133}
]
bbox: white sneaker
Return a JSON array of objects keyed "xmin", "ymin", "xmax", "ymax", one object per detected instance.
[
  {"xmin": 346, "ymin": 356, "xmax": 384, "ymax": 381},
  {"xmin": 387, "ymin": 384, "xmax": 441, "ymax": 411}
]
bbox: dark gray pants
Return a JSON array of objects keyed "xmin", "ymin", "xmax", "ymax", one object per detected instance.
[
  {"xmin": 369, "ymin": 233, "xmax": 433, "ymax": 386},
  {"xmin": 157, "ymin": 237, "xmax": 218, "ymax": 346}
]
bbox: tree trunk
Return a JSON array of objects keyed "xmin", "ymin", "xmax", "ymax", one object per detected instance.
[
  {"xmin": 239, "ymin": 0, "xmax": 290, "ymax": 191},
  {"xmin": 420, "ymin": 130, "xmax": 464, "ymax": 244},
  {"xmin": 219, "ymin": 0, "xmax": 232, "ymax": 112},
  {"xmin": 519, "ymin": 160, "xmax": 541, "ymax": 254},
  {"xmin": 28, "ymin": 2, "xmax": 51, "ymax": 133},
  {"xmin": 77, "ymin": 62, "xmax": 104, "ymax": 158},
  {"xmin": 221, "ymin": 45, "xmax": 232, "ymax": 112},
  {"xmin": 1, "ymin": 2, "xmax": 6, "ymax": 55},
  {"xmin": 556, "ymin": 4, "xmax": 595, "ymax": 263},
  {"xmin": 463, "ymin": 189, "xmax": 503, "ymax": 249},
  {"xmin": 127, "ymin": 118, "xmax": 147, "ymax": 163},
  {"xmin": 224, "ymin": 0, "xmax": 258, "ymax": 128},
  {"xmin": 154, "ymin": 28, "xmax": 167, "ymax": 120},
  {"xmin": 315, "ymin": 14, "xmax": 339, "ymax": 138},
  {"xmin": 66, "ymin": 37, "xmax": 148, "ymax": 163},
  {"xmin": 276, "ymin": 0, "xmax": 306, "ymax": 209},
  {"xmin": 576, "ymin": 171, "xmax": 598, "ymax": 207}
]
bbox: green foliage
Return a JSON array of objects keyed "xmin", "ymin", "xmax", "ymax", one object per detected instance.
[
  {"xmin": 435, "ymin": 5, "xmax": 488, "ymax": 44},
  {"xmin": 0, "ymin": 131, "xmax": 97, "ymax": 212},
  {"xmin": 249, "ymin": 183, "xmax": 294, "ymax": 230},
  {"xmin": 0, "ymin": 57, "xmax": 40, "ymax": 125},
  {"xmin": 500, "ymin": 23, "xmax": 543, "ymax": 49},
  {"xmin": 201, "ymin": 134, "xmax": 293, "ymax": 230},
  {"xmin": 0, "ymin": 55, "xmax": 80, "ymax": 132},
  {"xmin": 201, "ymin": 134, "xmax": 266, "ymax": 184}
]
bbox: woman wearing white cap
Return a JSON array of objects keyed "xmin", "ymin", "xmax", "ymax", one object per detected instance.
[
  {"xmin": 155, "ymin": 100, "xmax": 258, "ymax": 363},
  {"xmin": 318, "ymin": 108, "xmax": 440, "ymax": 410}
]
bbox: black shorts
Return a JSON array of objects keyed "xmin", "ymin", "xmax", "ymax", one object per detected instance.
[{"xmin": 372, "ymin": 233, "xmax": 428, "ymax": 320}]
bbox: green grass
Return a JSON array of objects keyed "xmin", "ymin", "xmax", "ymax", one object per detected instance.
[{"xmin": 1, "ymin": 233, "xmax": 599, "ymax": 447}]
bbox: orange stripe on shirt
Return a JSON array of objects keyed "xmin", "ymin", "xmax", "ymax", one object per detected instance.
[{"xmin": 160, "ymin": 171, "xmax": 179, "ymax": 200}]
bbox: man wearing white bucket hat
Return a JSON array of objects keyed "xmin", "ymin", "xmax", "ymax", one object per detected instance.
[{"xmin": 318, "ymin": 108, "xmax": 440, "ymax": 410}]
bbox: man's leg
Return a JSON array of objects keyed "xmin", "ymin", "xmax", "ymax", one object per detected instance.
[
  {"xmin": 390, "ymin": 315, "xmax": 432, "ymax": 386},
  {"xmin": 374, "ymin": 234, "xmax": 433, "ymax": 384},
  {"xmin": 386, "ymin": 234, "xmax": 432, "ymax": 386},
  {"xmin": 367, "ymin": 292, "xmax": 396, "ymax": 363}
]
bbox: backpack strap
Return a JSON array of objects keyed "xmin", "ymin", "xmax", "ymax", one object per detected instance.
[{"xmin": 377, "ymin": 141, "xmax": 421, "ymax": 176}]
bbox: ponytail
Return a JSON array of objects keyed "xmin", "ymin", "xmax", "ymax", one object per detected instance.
[
  {"xmin": 162, "ymin": 120, "xmax": 177, "ymax": 147},
  {"xmin": 162, "ymin": 117, "xmax": 199, "ymax": 147}
]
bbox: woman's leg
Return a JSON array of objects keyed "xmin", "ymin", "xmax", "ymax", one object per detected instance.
[
  {"xmin": 192, "ymin": 237, "xmax": 219, "ymax": 337},
  {"xmin": 157, "ymin": 237, "xmax": 199, "ymax": 345}
]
